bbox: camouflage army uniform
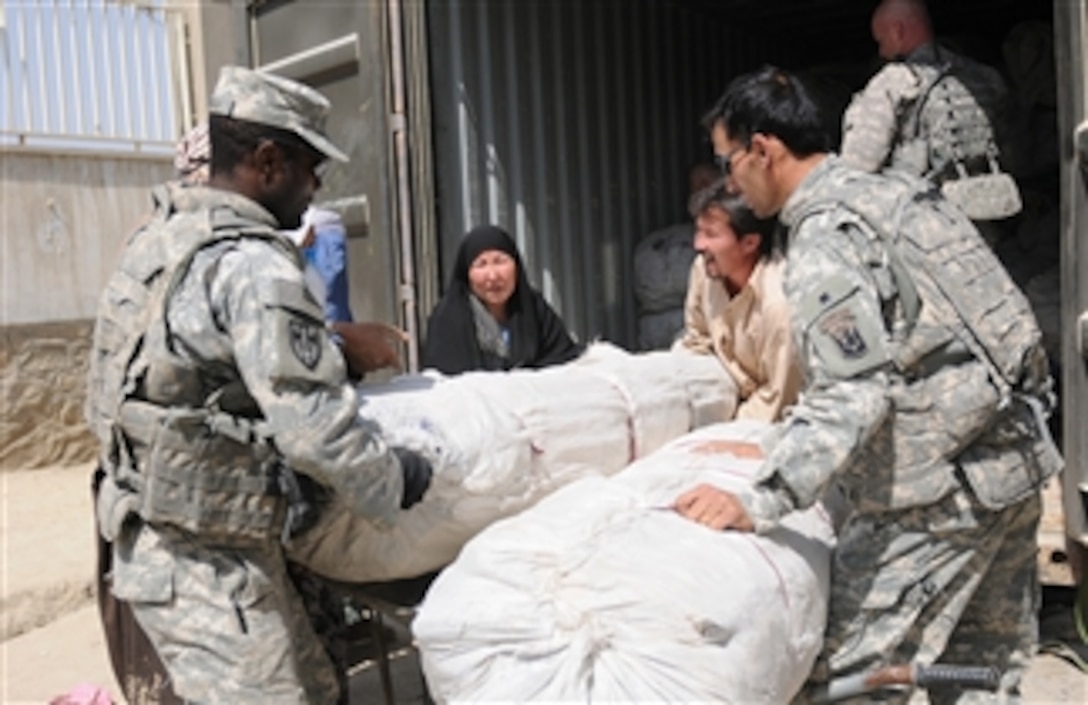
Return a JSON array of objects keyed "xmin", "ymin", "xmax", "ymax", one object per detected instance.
[
  {"xmin": 86, "ymin": 68, "xmax": 403, "ymax": 704},
  {"xmin": 841, "ymin": 42, "xmax": 1010, "ymax": 184},
  {"xmin": 737, "ymin": 156, "xmax": 1056, "ymax": 704}
]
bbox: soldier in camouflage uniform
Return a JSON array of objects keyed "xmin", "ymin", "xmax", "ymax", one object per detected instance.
[
  {"xmin": 674, "ymin": 65, "xmax": 1062, "ymax": 703},
  {"xmin": 85, "ymin": 66, "xmax": 434, "ymax": 704},
  {"xmin": 840, "ymin": 0, "xmax": 1020, "ymax": 233}
]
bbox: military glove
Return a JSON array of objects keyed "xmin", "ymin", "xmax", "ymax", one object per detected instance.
[{"xmin": 393, "ymin": 447, "xmax": 433, "ymax": 509}]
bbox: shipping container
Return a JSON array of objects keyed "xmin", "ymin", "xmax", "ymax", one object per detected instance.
[{"xmin": 236, "ymin": 0, "xmax": 1085, "ymax": 579}]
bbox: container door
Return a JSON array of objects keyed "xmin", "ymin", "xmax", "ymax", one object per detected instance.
[
  {"xmin": 247, "ymin": 2, "xmax": 408, "ymax": 364},
  {"xmin": 1055, "ymin": 0, "xmax": 1088, "ymax": 561}
]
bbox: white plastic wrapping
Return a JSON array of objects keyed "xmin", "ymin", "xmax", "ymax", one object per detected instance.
[
  {"xmin": 286, "ymin": 343, "xmax": 738, "ymax": 582},
  {"xmin": 414, "ymin": 420, "xmax": 835, "ymax": 704}
]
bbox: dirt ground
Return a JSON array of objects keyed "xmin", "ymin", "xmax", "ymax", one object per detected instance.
[{"xmin": 1, "ymin": 464, "xmax": 1085, "ymax": 704}]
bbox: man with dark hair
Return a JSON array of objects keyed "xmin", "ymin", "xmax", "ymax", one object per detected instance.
[
  {"xmin": 86, "ymin": 65, "xmax": 433, "ymax": 703},
  {"xmin": 674, "ymin": 181, "xmax": 800, "ymax": 422},
  {"xmin": 675, "ymin": 65, "xmax": 1061, "ymax": 702}
]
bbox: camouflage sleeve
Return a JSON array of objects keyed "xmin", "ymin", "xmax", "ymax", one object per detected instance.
[
  {"xmin": 840, "ymin": 64, "xmax": 921, "ymax": 173},
  {"xmin": 739, "ymin": 223, "xmax": 893, "ymax": 532},
  {"xmin": 673, "ymin": 257, "xmax": 714, "ymax": 355},
  {"xmin": 208, "ymin": 239, "xmax": 404, "ymax": 525}
]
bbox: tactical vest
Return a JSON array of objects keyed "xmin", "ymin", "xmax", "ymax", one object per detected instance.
[
  {"xmin": 892, "ymin": 52, "xmax": 1022, "ymax": 221},
  {"xmin": 794, "ymin": 168, "xmax": 1061, "ymax": 510},
  {"xmin": 87, "ymin": 184, "xmax": 299, "ymax": 545}
]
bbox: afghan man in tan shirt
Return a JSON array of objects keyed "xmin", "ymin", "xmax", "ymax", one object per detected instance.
[{"xmin": 674, "ymin": 181, "xmax": 802, "ymax": 421}]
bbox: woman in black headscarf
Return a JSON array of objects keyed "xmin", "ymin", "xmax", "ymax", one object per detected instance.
[{"xmin": 421, "ymin": 225, "xmax": 583, "ymax": 374}]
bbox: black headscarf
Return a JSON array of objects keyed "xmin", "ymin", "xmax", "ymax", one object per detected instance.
[{"xmin": 421, "ymin": 225, "xmax": 582, "ymax": 374}]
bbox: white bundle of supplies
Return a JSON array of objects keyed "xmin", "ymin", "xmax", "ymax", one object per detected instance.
[
  {"xmin": 286, "ymin": 343, "xmax": 737, "ymax": 582},
  {"xmin": 413, "ymin": 420, "xmax": 835, "ymax": 704}
]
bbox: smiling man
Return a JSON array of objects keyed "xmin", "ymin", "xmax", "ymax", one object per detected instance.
[
  {"xmin": 675, "ymin": 65, "xmax": 1061, "ymax": 704},
  {"xmin": 674, "ymin": 181, "xmax": 800, "ymax": 421}
]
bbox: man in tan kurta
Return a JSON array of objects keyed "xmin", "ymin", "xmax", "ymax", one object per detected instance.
[{"xmin": 674, "ymin": 182, "xmax": 801, "ymax": 421}]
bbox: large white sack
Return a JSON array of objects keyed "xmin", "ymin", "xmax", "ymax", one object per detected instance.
[
  {"xmin": 414, "ymin": 420, "xmax": 835, "ymax": 704},
  {"xmin": 573, "ymin": 343, "xmax": 733, "ymax": 454},
  {"xmin": 286, "ymin": 343, "xmax": 738, "ymax": 582}
]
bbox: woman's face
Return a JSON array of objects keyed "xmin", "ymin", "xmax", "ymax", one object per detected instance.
[{"xmin": 468, "ymin": 249, "xmax": 518, "ymax": 313}]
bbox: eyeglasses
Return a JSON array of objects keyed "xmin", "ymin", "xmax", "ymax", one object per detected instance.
[{"xmin": 715, "ymin": 145, "xmax": 747, "ymax": 178}]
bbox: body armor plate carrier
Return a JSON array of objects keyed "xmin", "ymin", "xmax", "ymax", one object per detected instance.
[
  {"xmin": 86, "ymin": 184, "xmax": 298, "ymax": 545},
  {"xmin": 794, "ymin": 169, "xmax": 1061, "ymax": 510}
]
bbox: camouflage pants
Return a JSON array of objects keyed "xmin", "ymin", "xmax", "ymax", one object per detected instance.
[
  {"xmin": 286, "ymin": 562, "xmax": 352, "ymax": 703},
  {"xmin": 807, "ymin": 488, "xmax": 1042, "ymax": 704},
  {"xmin": 112, "ymin": 521, "xmax": 341, "ymax": 704}
]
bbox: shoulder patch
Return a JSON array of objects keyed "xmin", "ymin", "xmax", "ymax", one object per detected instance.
[
  {"xmin": 259, "ymin": 276, "xmax": 341, "ymax": 383},
  {"xmin": 801, "ymin": 274, "xmax": 891, "ymax": 378},
  {"xmin": 288, "ymin": 317, "xmax": 324, "ymax": 370},
  {"xmin": 818, "ymin": 307, "xmax": 870, "ymax": 359}
]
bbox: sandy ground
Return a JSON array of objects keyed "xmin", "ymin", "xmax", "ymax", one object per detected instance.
[
  {"xmin": 2, "ymin": 464, "xmax": 1085, "ymax": 704},
  {"xmin": 1, "ymin": 465, "xmax": 98, "ymax": 643}
]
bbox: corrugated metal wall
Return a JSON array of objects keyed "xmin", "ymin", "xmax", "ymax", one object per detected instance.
[
  {"xmin": 426, "ymin": 0, "xmax": 792, "ymax": 349},
  {"xmin": 1055, "ymin": 0, "xmax": 1088, "ymax": 544}
]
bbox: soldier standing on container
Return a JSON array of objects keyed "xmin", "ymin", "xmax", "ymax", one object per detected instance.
[
  {"xmin": 85, "ymin": 66, "xmax": 433, "ymax": 703},
  {"xmin": 841, "ymin": 0, "xmax": 1021, "ymax": 237},
  {"xmin": 675, "ymin": 66, "xmax": 1061, "ymax": 703}
]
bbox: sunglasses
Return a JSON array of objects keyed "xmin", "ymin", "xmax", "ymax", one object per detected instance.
[{"xmin": 715, "ymin": 145, "xmax": 748, "ymax": 178}]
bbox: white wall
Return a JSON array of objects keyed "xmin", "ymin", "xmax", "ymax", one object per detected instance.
[{"xmin": 0, "ymin": 151, "xmax": 173, "ymax": 325}]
